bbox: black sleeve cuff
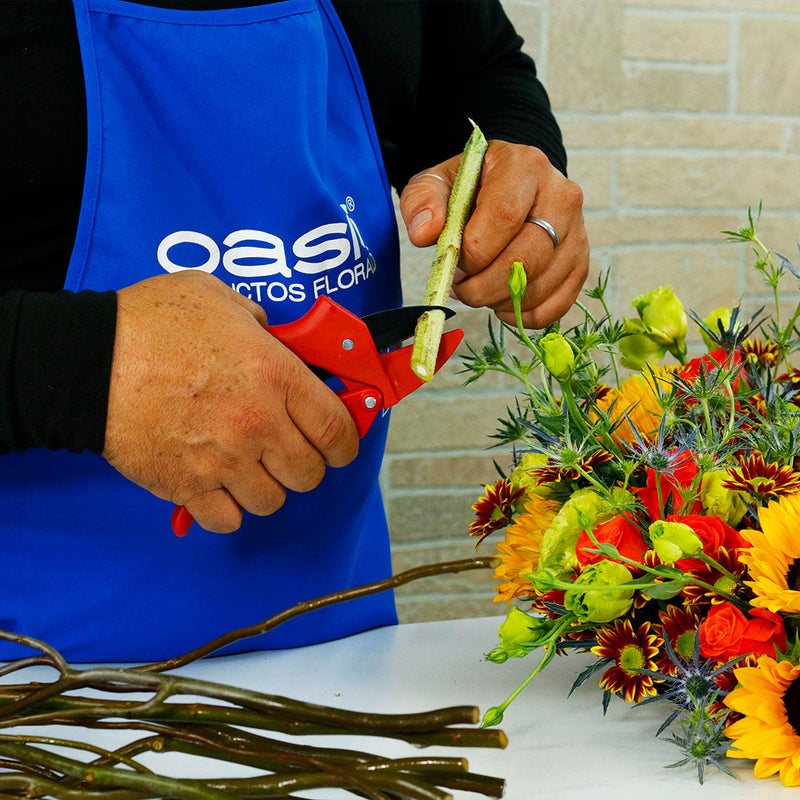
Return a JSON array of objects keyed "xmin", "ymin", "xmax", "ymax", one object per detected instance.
[{"xmin": 0, "ymin": 289, "xmax": 117, "ymax": 454}]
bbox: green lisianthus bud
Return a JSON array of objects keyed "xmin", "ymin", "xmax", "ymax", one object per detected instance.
[
  {"xmin": 496, "ymin": 607, "xmax": 550, "ymax": 658},
  {"xmin": 509, "ymin": 260, "xmax": 527, "ymax": 301},
  {"xmin": 700, "ymin": 470, "xmax": 748, "ymax": 527},
  {"xmin": 632, "ymin": 286, "xmax": 688, "ymax": 358},
  {"xmin": 540, "ymin": 332, "xmax": 575, "ymax": 382},
  {"xmin": 701, "ymin": 307, "xmax": 733, "ymax": 350},
  {"xmin": 648, "ymin": 519, "xmax": 703, "ymax": 563},
  {"xmin": 563, "ymin": 560, "xmax": 634, "ymax": 623},
  {"xmin": 481, "ymin": 706, "xmax": 505, "ymax": 727},
  {"xmin": 618, "ymin": 318, "xmax": 667, "ymax": 371}
]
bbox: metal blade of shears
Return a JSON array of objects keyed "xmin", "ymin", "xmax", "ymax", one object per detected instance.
[{"xmin": 307, "ymin": 304, "xmax": 456, "ymax": 382}]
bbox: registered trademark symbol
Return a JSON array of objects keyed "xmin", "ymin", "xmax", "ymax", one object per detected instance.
[{"xmin": 346, "ymin": 196, "xmax": 355, "ymax": 212}]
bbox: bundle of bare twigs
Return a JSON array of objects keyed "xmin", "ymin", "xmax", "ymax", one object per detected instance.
[{"xmin": 0, "ymin": 557, "xmax": 504, "ymax": 800}]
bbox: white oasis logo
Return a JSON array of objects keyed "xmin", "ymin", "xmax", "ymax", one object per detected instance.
[{"xmin": 156, "ymin": 199, "xmax": 377, "ymax": 304}]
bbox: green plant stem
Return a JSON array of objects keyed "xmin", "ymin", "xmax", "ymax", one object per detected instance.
[
  {"xmin": 698, "ymin": 552, "xmax": 742, "ymax": 586},
  {"xmin": 412, "ymin": 122, "xmax": 488, "ymax": 381},
  {"xmin": 481, "ymin": 616, "xmax": 574, "ymax": 726}
]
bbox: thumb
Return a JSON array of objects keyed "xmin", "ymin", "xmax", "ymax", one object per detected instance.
[{"xmin": 400, "ymin": 172, "xmax": 452, "ymax": 247}]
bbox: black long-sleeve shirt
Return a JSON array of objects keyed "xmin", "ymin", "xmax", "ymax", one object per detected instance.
[{"xmin": 0, "ymin": 0, "xmax": 566, "ymax": 454}]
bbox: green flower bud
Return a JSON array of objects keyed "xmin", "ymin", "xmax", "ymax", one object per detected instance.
[
  {"xmin": 563, "ymin": 560, "xmax": 634, "ymax": 623},
  {"xmin": 632, "ymin": 286, "xmax": 688, "ymax": 358},
  {"xmin": 700, "ymin": 470, "xmax": 748, "ymax": 527},
  {"xmin": 481, "ymin": 706, "xmax": 505, "ymax": 727},
  {"xmin": 700, "ymin": 307, "xmax": 733, "ymax": 350},
  {"xmin": 508, "ymin": 260, "xmax": 527, "ymax": 301},
  {"xmin": 485, "ymin": 647, "xmax": 509, "ymax": 664},
  {"xmin": 648, "ymin": 519, "xmax": 703, "ymax": 563},
  {"xmin": 496, "ymin": 607, "xmax": 550, "ymax": 658},
  {"xmin": 540, "ymin": 332, "xmax": 575, "ymax": 382},
  {"xmin": 618, "ymin": 318, "xmax": 667, "ymax": 371}
]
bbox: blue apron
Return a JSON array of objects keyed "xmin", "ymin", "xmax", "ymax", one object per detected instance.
[{"xmin": 0, "ymin": 0, "xmax": 402, "ymax": 662}]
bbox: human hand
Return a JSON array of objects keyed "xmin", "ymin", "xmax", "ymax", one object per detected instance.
[
  {"xmin": 103, "ymin": 271, "xmax": 359, "ymax": 533},
  {"xmin": 399, "ymin": 140, "xmax": 590, "ymax": 328}
]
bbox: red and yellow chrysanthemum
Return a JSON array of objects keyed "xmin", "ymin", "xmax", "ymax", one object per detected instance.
[
  {"xmin": 723, "ymin": 453, "xmax": 800, "ymax": 505},
  {"xmin": 725, "ymin": 656, "xmax": 800, "ymax": 785},
  {"xmin": 592, "ymin": 619, "xmax": 664, "ymax": 703},
  {"xmin": 492, "ymin": 493, "xmax": 561, "ymax": 604},
  {"xmin": 740, "ymin": 492, "xmax": 800, "ymax": 614},
  {"xmin": 655, "ymin": 605, "xmax": 701, "ymax": 676},
  {"xmin": 469, "ymin": 478, "xmax": 524, "ymax": 545}
]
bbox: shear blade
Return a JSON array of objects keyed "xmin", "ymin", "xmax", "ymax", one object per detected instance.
[{"xmin": 362, "ymin": 305, "xmax": 456, "ymax": 352}]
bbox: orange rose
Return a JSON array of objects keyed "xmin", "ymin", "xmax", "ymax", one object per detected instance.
[
  {"xmin": 576, "ymin": 515, "xmax": 647, "ymax": 571},
  {"xmin": 699, "ymin": 602, "xmax": 786, "ymax": 662}
]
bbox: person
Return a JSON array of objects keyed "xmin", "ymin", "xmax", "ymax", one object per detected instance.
[{"xmin": 0, "ymin": 0, "xmax": 589, "ymax": 661}]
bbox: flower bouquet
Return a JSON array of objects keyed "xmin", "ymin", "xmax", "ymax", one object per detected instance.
[{"xmin": 465, "ymin": 205, "xmax": 800, "ymax": 785}]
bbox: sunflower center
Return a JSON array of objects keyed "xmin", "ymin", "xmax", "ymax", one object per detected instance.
[
  {"xmin": 786, "ymin": 559, "xmax": 800, "ymax": 592},
  {"xmin": 619, "ymin": 644, "xmax": 646, "ymax": 675},
  {"xmin": 783, "ymin": 676, "xmax": 800, "ymax": 736}
]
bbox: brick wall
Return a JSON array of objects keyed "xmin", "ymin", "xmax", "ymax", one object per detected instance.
[{"xmin": 384, "ymin": 0, "xmax": 800, "ymax": 623}]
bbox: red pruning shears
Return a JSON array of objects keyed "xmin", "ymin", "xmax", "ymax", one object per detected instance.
[{"xmin": 171, "ymin": 295, "xmax": 463, "ymax": 536}]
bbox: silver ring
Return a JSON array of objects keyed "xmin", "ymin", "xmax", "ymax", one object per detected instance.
[
  {"xmin": 409, "ymin": 172, "xmax": 451, "ymax": 190},
  {"xmin": 525, "ymin": 216, "xmax": 559, "ymax": 248}
]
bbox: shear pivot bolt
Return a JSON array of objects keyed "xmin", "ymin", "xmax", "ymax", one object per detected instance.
[
  {"xmin": 342, "ymin": 339, "xmax": 354, "ymax": 351},
  {"xmin": 364, "ymin": 396, "xmax": 378, "ymax": 410}
]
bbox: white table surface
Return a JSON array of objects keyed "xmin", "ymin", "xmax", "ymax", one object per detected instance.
[{"xmin": 6, "ymin": 616, "xmax": 797, "ymax": 799}]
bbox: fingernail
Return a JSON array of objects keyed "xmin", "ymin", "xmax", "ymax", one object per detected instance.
[{"xmin": 409, "ymin": 209, "xmax": 433, "ymax": 237}]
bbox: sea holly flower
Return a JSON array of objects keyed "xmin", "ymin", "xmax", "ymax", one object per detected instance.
[
  {"xmin": 591, "ymin": 619, "xmax": 664, "ymax": 703},
  {"xmin": 631, "ymin": 285, "xmax": 688, "ymax": 361},
  {"xmin": 539, "ymin": 332, "xmax": 575, "ymax": 382},
  {"xmin": 618, "ymin": 318, "xmax": 667, "ymax": 370},
  {"xmin": 564, "ymin": 560, "xmax": 635, "ymax": 624},
  {"xmin": 648, "ymin": 520, "xmax": 702, "ymax": 563}
]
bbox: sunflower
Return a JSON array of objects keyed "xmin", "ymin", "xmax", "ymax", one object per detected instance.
[
  {"xmin": 739, "ymin": 492, "xmax": 800, "ymax": 614},
  {"xmin": 492, "ymin": 494, "xmax": 561, "ymax": 604},
  {"xmin": 468, "ymin": 478, "xmax": 524, "ymax": 545},
  {"xmin": 592, "ymin": 619, "xmax": 664, "ymax": 703},
  {"xmin": 591, "ymin": 370, "xmax": 673, "ymax": 446},
  {"xmin": 723, "ymin": 452, "xmax": 800, "ymax": 505},
  {"xmin": 725, "ymin": 655, "xmax": 800, "ymax": 785}
]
